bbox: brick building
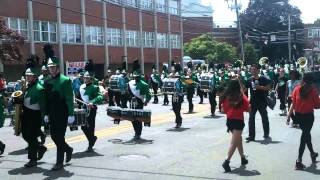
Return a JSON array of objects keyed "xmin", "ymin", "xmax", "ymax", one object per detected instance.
[{"xmin": 0, "ymin": 0, "xmax": 183, "ymax": 80}]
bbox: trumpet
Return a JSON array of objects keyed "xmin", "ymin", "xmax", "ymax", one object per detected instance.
[{"xmin": 259, "ymin": 57, "xmax": 269, "ymax": 66}]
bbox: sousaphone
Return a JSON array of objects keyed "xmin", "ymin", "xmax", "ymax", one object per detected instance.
[{"xmin": 11, "ymin": 90, "xmax": 23, "ymax": 136}]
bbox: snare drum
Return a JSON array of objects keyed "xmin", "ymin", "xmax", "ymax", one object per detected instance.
[
  {"xmin": 162, "ymin": 78, "xmax": 178, "ymax": 94},
  {"xmin": 120, "ymin": 108, "xmax": 151, "ymax": 123},
  {"xmin": 200, "ymin": 74, "xmax": 214, "ymax": 92},
  {"xmin": 109, "ymin": 75, "xmax": 121, "ymax": 92},
  {"xmin": 69, "ymin": 108, "xmax": 88, "ymax": 131}
]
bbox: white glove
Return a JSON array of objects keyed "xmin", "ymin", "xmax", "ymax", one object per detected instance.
[
  {"xmin": 68, "ymin": 116, "xmax": 75, "ymax": 124},
  {"xmin": 44, "ymin": 115, "xmax": 49, "ymax": 123}
]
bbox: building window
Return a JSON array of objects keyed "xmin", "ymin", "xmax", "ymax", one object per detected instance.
[
  {"xmin": 33, "ymin": 21, "xmax": 57, "ymax": 42},
  {"xmin": 61, "ymin": 23, "xmax": 82, "ymax": 44},
  {"xmin": 312, "ymin": 29, "xmax": 319, "ymax": 38},
  {"xmin": 157, "ymin": 33, "xmax": 168, "ymax": 48},
  {"xmin": 107, "ymin": 28, "xmax": 123, "ymax": 46},
  {"xmin": 141, "ymin": 0, "xmax": 153, "ymax": 10},
  {"xmin": 86, "ymin": 26, "xmax": 104, "ymax": 45},
  {"xmin": 156, "ymin": 0, "xmax": 166, "ymax": 13},
  {"xmin": 107, "ymin": 0, "xmax": 121, "ymax": 5},
  {"xmin": 6, "ymin": 17, "xmax": 28, "ymax": 40},
  {"xmin": 169, "ymin": 0, "xmax": 178, "ymax": 15},
  {"xmin": 143, "ymin": 32, "xmax": 154, "ymax": 48},
  {"xmin": 124, "ymin": 0, "xmax": 138, "ymax": 7},
  {"xmin": 308, "ymin": 29, "xmax": 313, "ymax": 38},
  {"xmin": 126, "ymin": 30, "xmax": 140, "ymax": 47},
  {"xmin": 171, "ymin": 34, "xmax": 181, "ymax": 49},
  {"xmin": 314, "ymin": 41, "xmax": 320, "ymax": 48}
]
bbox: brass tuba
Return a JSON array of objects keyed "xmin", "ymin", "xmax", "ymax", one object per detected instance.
[
  {"xmin": 297, "ymin": 57, "xmax": 308, "ymax": 68},
  {"xmin": 259, "ymin": 57, "xmax": 269, "ymax": 66}
]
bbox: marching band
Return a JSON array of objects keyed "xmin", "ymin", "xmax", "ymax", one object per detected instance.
[{"xmin": 1, "ymin": 43, "xmax": 319, "ymax": 172}]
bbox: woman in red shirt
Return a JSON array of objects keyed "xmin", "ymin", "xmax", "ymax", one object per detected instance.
[
  {"xmin": 288, "ymin": 73, "xmax": 320, "ymax": 170},
  {"xmin": 221, "ymin": 78, "xmax": 250, "ymax": 172}
]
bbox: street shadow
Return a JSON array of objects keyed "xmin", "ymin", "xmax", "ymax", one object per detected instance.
[
  {"xmin": 8, "ymin": 165, "xmax": 47, "ymax": 175},
  {"xmin": 108, "ymin": 138, "xmax": 154, "ymax": 145},
  {"xmin": 305, "ymin": 163, "xmax": 320, "ymax": 175},
  {"xmin": 9, "ymin": 148, "xmax": 28, "ymax": 155},
  {"xmin": 42, "ymin": 168, "xmax": 74, "ymax": 180},
  {"xmin": 183, "ymin": 111, "xmax": 198, "ymax": 114},
  {"xmin": 166, "ymin": 128, "xmax": 190, "ymax": 132},
  {"xmin": 255, "ymin": 137, "xmax": 282, "ymax": 145},
  {"xmin": 203, "ymin": 115, "xmax": 223, "ymax": 119},
  {"xmin": 230, "ymin": 166, "xmax": 261, "ymax": 176},
  {"xmin": 72, "ymin": 151, "xmax": 104, "ymax": 159}
]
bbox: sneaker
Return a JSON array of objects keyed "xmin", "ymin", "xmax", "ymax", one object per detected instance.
[
  {"xmin": 295, "ymin": 160, "xmax": 306, "ymax": 170},
  {"xmin": 311, "ymin": 152, "xmax": 318, "ymax": 163},
  {"xmin": 51, "ymin": 163, "xmax": 63, "ymax": 171},
  {"xmin": 24, "ymin": 160, "xmax": 37, "ymax": 168},
  {"xmin": 222, "ymin": 160, "xmax": 231, "ymax": 172},
  {"xmin": 241, "ymin": 156, "xmax": 248, "ymax": 166},
  {"xmin": 65, "ymin": 147, "xmax": 73, "ymax": 163}
]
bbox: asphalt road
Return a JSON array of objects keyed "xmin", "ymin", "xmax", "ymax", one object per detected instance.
[{"xmin": 1, "ymin": 95, "xmax": 320, "ymax": 180}]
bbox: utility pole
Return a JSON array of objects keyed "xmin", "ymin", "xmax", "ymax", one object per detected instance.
[
  {"xmin": 288, "ymin": 14, "xmax": 292, "ymax": 62},
  {"xmin": 227, "ymin": 0, "xmax": 245, "ymax": 62}
]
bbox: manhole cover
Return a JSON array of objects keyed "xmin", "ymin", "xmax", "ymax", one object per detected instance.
[{"xmin": 118, "ymin": 154, "xmax": 149, "ymax": 160}]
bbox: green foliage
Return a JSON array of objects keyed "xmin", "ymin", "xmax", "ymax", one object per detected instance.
[
  {"xmin": 184, "ymin": 34, "xmax": 237, "ymax": 64},
  {"xmin": 244, "ymin": 42, "xmax": 257, "ymax": 64},
  {"xmin": 314, "ymin": 18, "xmax": 320, "ymax": 26}
]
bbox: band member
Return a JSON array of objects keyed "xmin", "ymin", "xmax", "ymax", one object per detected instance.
[
  {"xmin": 161, "ymin": 64, "xmax": 169, "ymax": 105},
  {"xmin": 185, "ymin": 68, "xmax": 197, "ymax": 113},
  {"xmin": 288, "ymin": 73, "xmax": 320, "ymax": 170},
  {"xmin": 128, "ymin": 60, "xmax": 151, "ymax": 140},
  {"xmin": 196, "ymin": 67, "xmax": 204, "ymax": 104},
  {"xmin": 22, "ymin": 68, "xmax": 47, "ymax": 168},
  {"xmin": 245, "ymin": 64, "xmax": 272, "ymax": 142},
  {"xmin": 38, "ymin": 65, "xmax": 50, "ymax": 86},
  {"xmin": 79, "ymin": 71, "xmax": 103, "ymax": 152},
  {"xmin": 172, "ymin": 72, "xmax": 184, "ymax": 128},
  {"xmin": 150, "ymin": 65, "xmax": 162, "ymax": 104},
  {"xmin": 275, "ymin": 68, "xmax": 288, "ymax": 116},
  {"xmin": 208, "ymin": 68, "xmax": 218, "ymax": 117},
  {"xmin": 0, "ymin": 91, "xmax": 6, "ymax": 155},
  {"xmin": 44, "ymin": 57, "xmax": 74, "ymax": 170},
  {"xmin": 221, "ymin": 78, "xmax": 249, "ymax": 172}
]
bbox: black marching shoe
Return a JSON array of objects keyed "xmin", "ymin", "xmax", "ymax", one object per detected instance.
[
  {"xmin": 133, "ymin": 135, "xmax": 141, "ymax": 141},
  {"xmin": 37, "ymin": 146, "xmax": 47, "ymax": 160},
  {"xmin": 87, "ymin": 136, "xmax": 97, "ymax": 152},
  {"xmin": 66, "ymin": 147, "xmax": 73, "ymax": 163},
  {"xmin": 311, "ymin": 152, "xmax": 318, "ymax": 163},
  {"xmin": 246, "ymin": 137, "xmax": 255, "ymax": 142},
  {"xmin": 51, "ymin": 163, "xmax": 63, "ymax": 171},
  {"xmin": 0, "ymin": 143, "xmax": 5, "ymax": 155},
  {"xmin": 175, "ymin": 123, "xmax": 181, "ymax": 129},
  {"xmin": 241, "ymin": 156, "xmax": 248, "ymax": 166},
  {"xmin": 295, "ymin": 160, "xmax": 306, "ymax": 170},
  {"xmin": 24, "ymin": 160, "xmax": 37, "ymax": 168},
  {"xmin": 222, "ymin": 160, "xmax": 231, "ymax": 172}
]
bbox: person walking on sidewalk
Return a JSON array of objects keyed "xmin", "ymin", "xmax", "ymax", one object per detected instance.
[
  {"xmin": 221, "ymin": 78, "xmax": 250, "ymax": 172},
  {"xmin": 287, "ymin": 73, "xmax": 320, "ymax": 170}
]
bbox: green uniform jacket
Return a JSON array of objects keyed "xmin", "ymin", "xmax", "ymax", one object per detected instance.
[
  {"xmin": 45, "ymin": 74, "xmax": 74, "ymax": 116},
  {"xmin": 24, "ymin": 80, "xmax": 46, "ymax": 117},
  {"xmin": 135, "ymin": 80, "xmax": 151, "ymax": 102},
  {"xmin": 81, "ymin": 83, "xmax": 103, "ymax": 105}
]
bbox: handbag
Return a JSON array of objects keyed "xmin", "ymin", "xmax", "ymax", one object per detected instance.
[{"xmin": 266, "ymin": 90, "xmax": 277, "ymax": 110}]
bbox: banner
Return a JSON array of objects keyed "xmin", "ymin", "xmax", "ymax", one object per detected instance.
[{"xmin": 66, "ymin": 61, "xmax": 85, "ymax": 77}]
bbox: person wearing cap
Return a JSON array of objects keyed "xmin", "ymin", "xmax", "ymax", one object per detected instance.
[
  {"xmin": 79, "ymin": 71, "xmax": 103, "ymax": 152},
  {"xmin": 21, "ymin": 68, "xmax": 47, "ymax": 168},
  {"xmin": 128, "ymin": 69, "xmax": 151, "ymax": 141},
  {"xmin": 44, "ymin": 57, "xmax": 74, "ymax": 170},
  {"xmin": 150, "ymin": 65, "xmax": 162, "ymax": 104},
  {"xmin": 172, "ymin": 72, "xmax": 184, "ymax": 128}
]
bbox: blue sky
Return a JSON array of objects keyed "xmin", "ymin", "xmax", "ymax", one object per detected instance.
[{"xmin": 201, "ymin": 0, "xmax": 320, "ymax": 26}]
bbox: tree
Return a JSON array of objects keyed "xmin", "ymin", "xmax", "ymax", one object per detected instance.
[
  {"xmin": 184, "ymin": 34, "xmax": 237, "ymax": 64},
  {"xmin": 244, "ymin": 42, "xmax": 258, "ymax": 64},
  {"xmin": 314, "ymin": 18, "xmax": 320, "ymax": 26},
  {"xmin": 0, "ymin": 17, "xmax": 24, "ymax": 63},
  {"xmin": 240, "ymin": 0, "xmax": 304, "ymax": 63}
]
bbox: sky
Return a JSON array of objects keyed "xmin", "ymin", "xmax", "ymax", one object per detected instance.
[{"xmin": 201, "ymin": 0, "xmax": 320, "ymax": 27}]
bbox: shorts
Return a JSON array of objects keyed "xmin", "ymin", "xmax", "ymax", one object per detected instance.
[{"xmin": 226, "ymin": 119, "xmax": 245, "ymax": 132}]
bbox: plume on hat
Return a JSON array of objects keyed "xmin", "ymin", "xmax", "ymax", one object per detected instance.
[{"xmin": 42, "ymin": 43, "xmax": 54, "ymax": 66}]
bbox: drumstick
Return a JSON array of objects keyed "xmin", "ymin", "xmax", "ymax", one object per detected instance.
[{"xmin": 74, "ymin": 98, "xmax": 89, "ymax": 106}]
